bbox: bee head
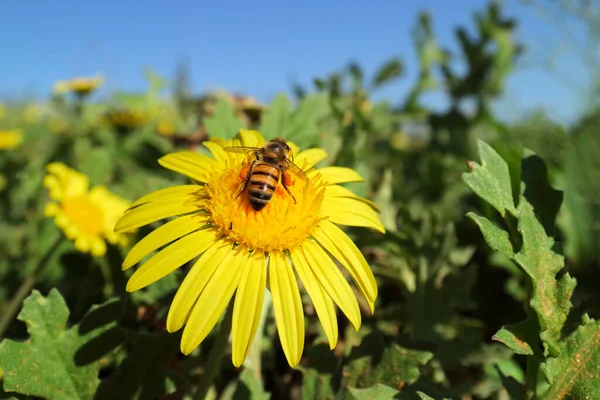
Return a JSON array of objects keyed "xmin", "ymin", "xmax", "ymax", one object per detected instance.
[{"xmin": 268, "ymin": 138, "xmax": 291, "ymax": 157}]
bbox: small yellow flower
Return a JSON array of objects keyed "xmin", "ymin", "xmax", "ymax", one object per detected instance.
[
  {"xmin": 115, "ymin": 130, "xmax": 384, "ymax": 367},
  {"xmin": 156, "ymin": 120, "xmax": 175, "ymax": 136},
  {"xmin": 53, "ymin": 75, "xmax": 104, "ymax": 96},
  {"xmin": 0, "ymin": 130, "xmax": 23, "ymax": 150},
  {"xmin": 44, "ymin": 163, "xmax": 131, "ymax": 257},
  {"xmin": 103, "ymin": 108, "xmax": 146, "ymax": 132}
]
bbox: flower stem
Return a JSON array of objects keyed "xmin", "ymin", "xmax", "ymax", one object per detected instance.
[
  {"xmin": 0, "ymin": 234, "xmax": 64, "ymax": 338},
  {"xmin": 193, "ymin": 304, "xmax": 233, "ymax": 400}
]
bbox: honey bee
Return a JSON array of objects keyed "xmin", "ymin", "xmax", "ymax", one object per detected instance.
[{"xmin": 223, "ymin": 138, "xmax": 308, "ymax": 211}]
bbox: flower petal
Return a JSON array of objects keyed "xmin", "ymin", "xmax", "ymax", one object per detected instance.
[
  {"xmin": 131, "ymin": 185, "xmax": 204, "ymax": 208},
  {"xmin": 311, "ymin": 167, "xmax": 363, "ymax": 184},
  {"xmin": 295, "ymin": 148, "xmax": 328, "ymax": 171},
  {"xmin": 324, "ymin": 185, "xmax": 381, "ymax": 212},
  {"xmin": 269, "ymin": 250, "xmax": 304, "ymax": 367},
  {"xmin": 290, "ymin": 248, "xmax": 338, "ymax": 350},
  {"xmin": 114, "ymin": 198, "xmax": 203, "ymax": 233},
  {"xmin": 166, "ymin": 239, "xmax": 232, "ymax": 332},
  {"xmin": 122, "ymin": 214, "xmax": 208, "ymax": 270},
  {"xmin": 232, "ymin": 250, "xmax": 267, "ymax": 367},
  {"xmin": 180, "ymin": 244, "xmax": 247, "ymax": 355},
  {"xmin": 239, "ymin": 129, "xmax": 264, "ymax": 147},
  {"xmin": 126, "ymin": 228, "xmax": 220, "ymax": 292},
  {"xmin": 203, "ymin": 141, "xmax": 228, "ymax": 165},
  {"xmin": 158, "ymin": 151, "xmax": 219, "ymax": 183},
  {"xmin": 321, "ymin": 197, "xmax": 385, "ymax": 233},
  {"xmin": 313, "ymin": 221, "xmax": 377, "ymax": 310},
  {"xmin": 301, "ymin": 240, "xmax": 361, "ymax": 331}
]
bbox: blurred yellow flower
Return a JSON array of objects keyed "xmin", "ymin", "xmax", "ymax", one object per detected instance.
[
  {"xmin": 53, "ymin": 75, "xmax": 104, "ymax": 96},
  {"xmin": 44, "ymin": 163, "xmax": 132, "ymax": 257},
  {"xmin": 104, "ymin": 108, "xmax": 147, "ymax": 132},
  {"xmin": 0, "ymin": 130, "xmax": 23, "ymax": 150},
  {"xmin": 156, "ymin": 120, "xmax": 175, "ymax": 136},
  {"xmin": 114, "ymin": 130, "xmax": 383, "ymax": 367}
]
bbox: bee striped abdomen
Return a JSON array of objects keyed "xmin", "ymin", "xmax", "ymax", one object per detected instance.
[{"xmin": 248, "ymin": 164, "xmax": 280, "ymax": 211}]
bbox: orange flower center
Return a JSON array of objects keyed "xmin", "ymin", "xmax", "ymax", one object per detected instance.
[{"xmin": 206, "ymin": 159, "xmax": 327, "ymax": 252}]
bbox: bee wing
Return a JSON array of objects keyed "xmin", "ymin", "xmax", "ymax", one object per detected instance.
[
  {"xmin": 223, "ymin": 145, "xmax": 261, "ymax": 154},
  {"xmin": 286, "ymin": 158, "xmax": 309, "ymax": 181}
]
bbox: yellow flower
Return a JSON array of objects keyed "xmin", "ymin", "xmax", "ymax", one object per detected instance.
[
  {"xmin": 0, "ymin": 130, "xmax": 23, "ymax": 150},
  {"xmin": 53, "ymin": 75, "xmax": 104, "ymax": 96},
  {"xmin": 114, "ymin": 130, "xmax": 384, "ymax": 367},
  {"xmin": 44, "ymin": 163, "xmax": 131, "ymax": 257},
  {"xmin": 103, "ymin": 108, "xmax": 146, "ymax": 132},
  {"xmin": 156, "ymin": 120, "xmax": 175, "ymax": 136}
]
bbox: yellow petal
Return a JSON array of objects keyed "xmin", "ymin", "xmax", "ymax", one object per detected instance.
[
  {"xmin": 321, "ymin": 197, "xmax": 385, "ymax": 233},
  {"xmin": 203, "ymin": 141, "xmax": 229, "ymax": 164},
  {"xmin": 324, "ymin": 185, "xmax": 381, "ymax": 212},
  {"xmin": 287, "ymin": 141, "xmax": 300, "ymax": 156},
  {"xmin": 295, "ymin": 148, "xmax": 328, "ymax": 171},
  {"xmin": 114, "ymin": 199, "xmax": 202, "ymax": 233},
  {"xmin": 301, "ymin": 240, "xmax": 361, "ymax": 331},
  {"xmin": 290, "ymin": 248, "xmax": 338, "ymax": 350},
  {"xmin": 131, "ymin": 185, "xmax": 204, "ymax": 207},
  {"xmin": 232, "ymin": 250, "xmax": 267, "ymax": 367},
  {"xmin": 239, "ymin": 129, "xmax": 264, "ymax": 147},
  {"xmin": 158, "ymin": 151, "xmax": 219, "ymax": 183},
  {"xmin": 312, "ymin": 221, "xmax": 377, "ymax": 309},
  {"xmin": 126, "ymin": 228, "xmax": 220, "ymax": 292},
  {"xmin": 122, "ymin": 214, "xmax": 208, "ymax": 270},
  {"xmin": 269, "ymin": 250, "xmax": 305, "ymax": 367},
  {"xmin": 180, "ymin": 244, "xmax": 247, "ymax": 355},
  {"xmin": 166, "ymin": 239, "xmax": 232, "ymax": 332},
  {"xmin": 311, "ymin": 167, "xmax": 363, "ymax": 184}
]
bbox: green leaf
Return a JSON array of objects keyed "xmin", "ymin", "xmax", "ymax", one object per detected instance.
[
  {"xmin": 462, "ymin": 140, "xmax": 515, "ymax": 216},
  {"xmin": 204, "ymin": 96, "xmax": 245, "ymax": 140},
  {"xmin": 371, "ymin": 58, "xmax": 404, "ymax": 89},
  {"xmin": 521, "ymin": 155, "xmax": 563, "ymax": 236},
  {"xmin": 348, "ymin": 384, "xmax": 399, "ymax": 400},
  {"xmin": 492, "ymin": 318, "xmax": 539, "ymax": 356},
  {"xmin": 0, "ymin": 290, "xmax": 122, "ymax": 400},
  {"xmin": 512, "ymin": 198, "xmax": 576, "ymax": 356},
  {"xmin": 495, "ymin": 365, "xmax": 526, "ymax": 400},
  {"xmin": 300, "ymin": 343, "xmax": 338, "ymax": 400},
  {"xmin": 464, "ymin": 141, "xmax": 577, "ymax": 357},
  {"xmin": 286, "ymin": 93, "xmax": 330, "ymax": 148},
  {"xmin": 339, "ymin": 333, "xmax": 433, "ymax": 394},
  {"xmin": 466, "ymin": 213, "xmax": 514, "ymax": 259},
  {"xmin": 95, "ymin": 332, "xmax": 184, "ymax": 400},
  {"xmin": 260, "ymin": 93, "xmax": 292, "ymax": 140},
  {"xmin": 541, "ymin": 320, "xmax": 600, "ymax": 400},
  {"xmin": 233, "ymin": 368, "xmax": 270, "ymax": 400}
]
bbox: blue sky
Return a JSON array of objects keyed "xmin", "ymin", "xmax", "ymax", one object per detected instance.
[{"xmin": 0, "ymin": 0, "xmax": 592, "ymax": 124}]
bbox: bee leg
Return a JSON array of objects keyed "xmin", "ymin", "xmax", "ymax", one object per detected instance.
[
  {"xmin": 281, "ymin": 171, "xmax": 297, "ymax": 204},
  {"xmin": 235, "ymin": 161, "xmax": 256, "ymax": 198}
]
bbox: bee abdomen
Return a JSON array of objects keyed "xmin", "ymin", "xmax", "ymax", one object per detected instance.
[{"xmin": 249, "ymin": 165, "xmax": 279, "ymax": 211}]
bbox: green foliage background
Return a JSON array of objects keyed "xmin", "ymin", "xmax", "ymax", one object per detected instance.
[{"xmin": 1, "ymin": 3, "xmax": 599, "ymax": 399}]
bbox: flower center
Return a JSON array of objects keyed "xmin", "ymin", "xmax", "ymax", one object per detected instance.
[
  {"xmin": 62, "ymin": 196, "xmax": 104, "ymax": 236},
  {"xmin": 206, "ymin": 159, "xmax": 327, "ymax": 252}
]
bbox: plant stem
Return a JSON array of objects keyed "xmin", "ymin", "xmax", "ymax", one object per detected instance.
[
  {"xmin": 0, "ymin": 234, "xmax": 64, "ymax": 338},
  {"xmin": 193, "ymin": 304, "xmax": 233, "ymax": 400}
]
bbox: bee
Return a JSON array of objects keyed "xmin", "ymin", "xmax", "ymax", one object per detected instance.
[{"xmin": 223, "ymin": 138, "xmax": 308, "ymax": 211}]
